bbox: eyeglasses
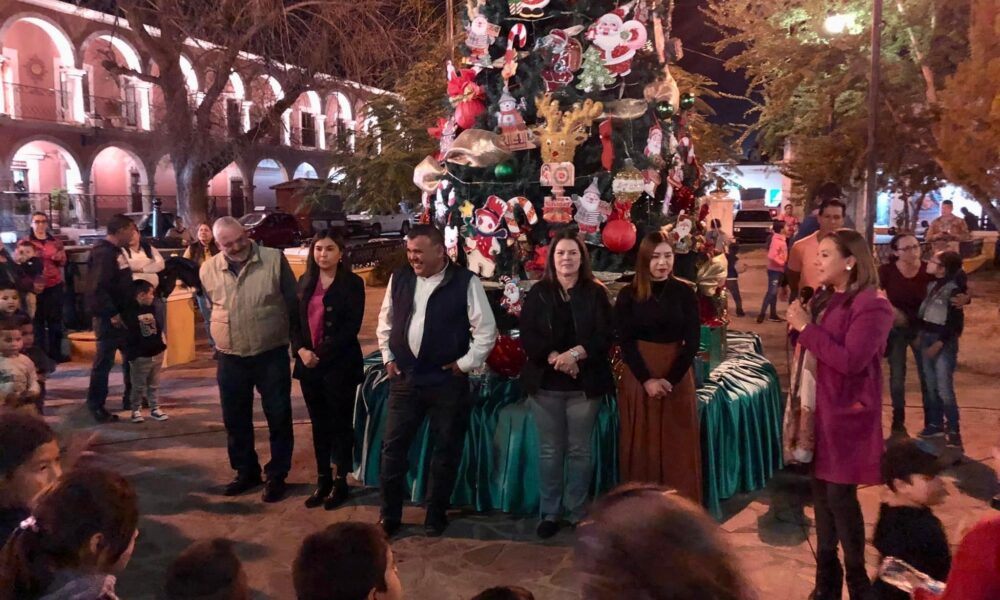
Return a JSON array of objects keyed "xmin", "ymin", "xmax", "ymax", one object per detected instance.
[{"xmin": 31, "ymin": 220, "xmax": 48, "ymax": 225}]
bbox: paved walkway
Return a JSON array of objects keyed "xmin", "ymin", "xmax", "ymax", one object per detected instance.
[{"xmin": 44, "ymin": 253, "xmax": 999, "ymax": 599}]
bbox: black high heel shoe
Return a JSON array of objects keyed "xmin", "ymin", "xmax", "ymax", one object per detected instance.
[
  {"xmin": 324, "ymin": 477, "xmax": 350, "ymax": 510},
  {"xmin": 304, "ymin": 476, "xmax": 333, "ymax": 508}
]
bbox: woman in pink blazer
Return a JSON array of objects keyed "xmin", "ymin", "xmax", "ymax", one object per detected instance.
[{"xmin": 787, "ymin": 229, "xmax": 894, "ymax": 600}]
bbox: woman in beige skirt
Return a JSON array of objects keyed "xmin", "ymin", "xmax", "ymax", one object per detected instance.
[{"xmin": 613, "ymin": 231, "xmax": 702, "ymax": 503}]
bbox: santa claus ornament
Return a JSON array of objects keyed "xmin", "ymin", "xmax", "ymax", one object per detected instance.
[
  {"xmin": 535, "ymin": 26, "xmax": 584, "ymax": 92},
  {"xmin": 496, "ymin": 89, "xmax": 534, "ymax": 151},
  {"xmin": 465, "ymin": 0, "xmax": 501, "ymax": 67},
  {"xmin": 573, "ymin": 178, "xmax": 612, "ymax": 243},
  {"xmin": 499, "ymin": 275, "xmax": 524, "ymax": 316},
  {"xmin": 585, "ymin": 7, "xmax": 648, "ymax": 77},
  {"xmin": 427, "ymin": 116, "xmax": 458, "ymax": 160},
  {"xmin": 508, "ymin": 0, "xmax": 549, "ymax": 20},
  {"xmin": 465, "ymin": 196, "xmax": 509, "ymax": 279}
]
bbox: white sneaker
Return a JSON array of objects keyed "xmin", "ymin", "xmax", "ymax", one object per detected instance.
[
  {"xmin": 131, "ymin": 411, "xmax": 144, "ymax": 423},
  {"xmin": 150, "ymin": 408, "xmax": 169, "ymax": 421}
]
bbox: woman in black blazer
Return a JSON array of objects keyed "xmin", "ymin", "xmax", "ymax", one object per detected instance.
[{"xmin": 291, "ymin": 230, "xmax": 365, "ymax": 509}]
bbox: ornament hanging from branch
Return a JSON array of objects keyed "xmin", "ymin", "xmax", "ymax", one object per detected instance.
[
  {"xmin": 508, "ymin": 0, "xmax": 549, "ymax": 20},
  {"xmin": 447, "ymin": 62, "xmax": 486, "ymax": 130},
  {"xmin": 496, "ymin": 89, "xmax": 534, "ymax": 151},
  {"xmin": 573, "ymin": 178, "xmax": 612, "ymax": 243},
  {"xmin": 535, "ymin": 26, "xmax": 584, "ymax": 92},
  {"xmin": 531, "ymin": 93, "xmax": 604, "ymax": 164},
  {"xmin": 465, "ymin": 196, "xmax": 509, "ymax": 279},
  {"xmin": 576, "ymin": 46, "xmax": 616, "ymax": 93},
  {"xmin": 611, "ymin": 159, "xmax": 645, "ymax": 221},
  {"xmin": 427, "ymin": 116, "xmax": 458, "ymax": 160},
  {"xmin": 444, "ymin": 224, "xmax": 461, "ymax": 262},
  {"xmin": 502, "ymin": 196, "xmax": 538, "ymax": 242},
  {"xmin": 499, "ymin": 275, "xmax": 524, "ymax": 316},
  {"xmin": 465, "ymin": 0, "xmax": 501, "ymax": 67},
  {"xmin": 502, "ymin": 24, "xmax": 528, "ymax": 85},
  {"xmin": 584, "ymin": 4, "xmax": 648, "ymax": 78}
]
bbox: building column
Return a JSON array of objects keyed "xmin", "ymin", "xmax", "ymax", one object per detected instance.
[
  {"xmin": 0, "ymin": 55, "xmax": 8, "ymax": 115},
  {"xmin": 281, "ymin": 110, "xmax": 291, "ymax": 145},
  {"xmin": 241, "ymin": 100, "xmax": 252, "ymax": 133},
  {"xmin": 245, "ymin": 184, "xmax": 256, "ymax": 210},
  {"xmin": 72, "ymin": 179, "xmax": 95, "ymax": 226},
  {"xmin": 60, "ymin": 67, "xmax": 87, "ymax": 124},
  {"xmin": 140, "ymin": 184, "xmax": 154, "ymax": 214},
  {"xmin": 315, "ymin": 113, "xmax": 327, "ymax": 150},
  {"xmin": 133, "ymin": 80, "xmax": 153, "ymax": 130}
]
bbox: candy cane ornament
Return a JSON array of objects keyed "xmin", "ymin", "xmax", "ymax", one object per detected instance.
[
  {"xmin": 503, "ymin": 195, "xmax": 538, "ymax": 242},
  {"xmin": 502, "ymin": 24, "xmax": 528, "ymax": 84}
]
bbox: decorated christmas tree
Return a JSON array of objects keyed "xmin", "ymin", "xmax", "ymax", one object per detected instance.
[{"xmin": 414, "ymin": 0, "xmax": 714, "ymax": 294}]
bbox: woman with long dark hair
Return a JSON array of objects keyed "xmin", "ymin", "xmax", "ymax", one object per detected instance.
[
  {"xmin": 613, "ymin": 231, "xmax": 702, "ymax": 503},
  {"xmin": 918, "ymin": 250, "xmax": 967, "ymax": 449},
  {"xmin": 575, "ymin": 483, "xmax": 756, "ymax": 600},
  {"xmin": 786, "ymin": 229, "xmax": 893, "ymax": 600},
  {"xmin": 290, "ymin": 230, "xmax": 365, "ymax": 509},
  {"xmin": 183, "ymin": 222, "xmax": 220, "ymax": 352},
  {"xmin": 879, "ymin": 233, "xmax": 932, "ymax": 435},
  {"xmin": 0, "ymin": 468, "xmax": 139, "ymax": 600},
  {"xmin": 519, "ymin": 228, "xmax": 613, "ymax": 538},
  {"xmin": 24, "ymin": 212, "xmax": 67, "ymax": 361}
]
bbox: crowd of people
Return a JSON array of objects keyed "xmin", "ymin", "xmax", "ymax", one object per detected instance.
[{"xmin": 0, "ymin": 203, "xmax": 997, "ymax": 599}]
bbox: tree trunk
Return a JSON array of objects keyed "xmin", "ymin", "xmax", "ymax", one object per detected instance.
[
  {"xmin": 975, "ymin": 195, "xmax": 1000, "ymax": 230},
  {"xmin": 175, "ymin": 160, "xmax": 211, "ymax": 228}
]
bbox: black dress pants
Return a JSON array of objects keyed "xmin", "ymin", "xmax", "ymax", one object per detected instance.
[
  {"xmin": 216, "ymin": 346, "xmax": 293, "ymax": 480},
  {"xmin": 811, "ymin": 477, "xmax": 871, "ymax": 600},
  {"xmin": 300, "ymin": 374, "xmax": 356, "ymax": 479},
  {"xmin": 379, "ymin": 373, "xmax": 471, "ymax": 521}
]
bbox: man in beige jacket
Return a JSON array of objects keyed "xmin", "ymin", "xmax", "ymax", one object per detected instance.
[{"xmin": 200, "ymin": 217, "xmax": 299, "ymax": 502}]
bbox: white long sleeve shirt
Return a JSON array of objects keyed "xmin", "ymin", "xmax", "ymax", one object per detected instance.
[
  {"xmin": 123, "ymin": 245, "xmax": 166, "ymax": 288},
  {"xmin": 376, "ymin": 267, "xmax": 497, "ymax": 373}
]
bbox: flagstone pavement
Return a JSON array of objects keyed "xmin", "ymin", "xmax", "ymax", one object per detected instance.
[{"xmin": 43, "ymin": 253, "xmax": 999, "ymax": 600}]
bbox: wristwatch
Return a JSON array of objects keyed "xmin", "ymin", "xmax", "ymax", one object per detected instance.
[{"xmin": 569, "ymin": 349, "xmax": 581, "ymax": 361}]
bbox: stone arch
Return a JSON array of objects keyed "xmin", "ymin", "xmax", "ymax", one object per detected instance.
[
  {"xmin": 251, "ymin": 158, "xmax": 288, "ymax": 207},
  {"xmin": 292, "ymin": 161, "xmax": 318, "ymax": 179},
  {"xmin": 6, "ymin": 135, "xmax": 85, "ymax": 188},
  {"xmin": 0, "ymin": 12, "xmax": 77, "ymax": 67},
  {"xmin": 79, "ymin": 30, "xmax": 142, "ymax": 72},
  {"xmin": 88, "ymin": 143, "xmax": 149, "ymax": 217}
]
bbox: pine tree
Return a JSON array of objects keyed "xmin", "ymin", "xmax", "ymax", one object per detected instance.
[{"xmin": 416, "ymin": 0, "xmax": 716, "ymax": 278}]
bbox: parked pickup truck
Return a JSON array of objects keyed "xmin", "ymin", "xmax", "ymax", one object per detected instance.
[{"xmin": 347, "ymin": 202, "xmax": 416, "ymax": 238}]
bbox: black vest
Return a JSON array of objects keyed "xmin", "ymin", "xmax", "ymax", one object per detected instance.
[{"xmin": 388, "ymin": 264, "xmax": 473, "ymax": 385}]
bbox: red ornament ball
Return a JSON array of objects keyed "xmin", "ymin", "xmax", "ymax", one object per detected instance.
[
  {"xmin": 487, "ymin": 335, "xmax": 527, "ymax": 378},
  {"xmin": 602, "ymin": 219, "xmax": 637, "ymax": 253}
]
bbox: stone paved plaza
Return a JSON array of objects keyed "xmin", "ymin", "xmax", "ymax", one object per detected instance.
[{"xmin": 42, "ymin": 253, "xmax": 1000, "ymax": 599}]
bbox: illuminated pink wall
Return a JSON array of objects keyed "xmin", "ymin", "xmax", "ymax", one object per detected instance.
[
  {"xmin": 208, "ymin": 163, "xmax": 242, "ymax": 197},
  {"xmin": 12, "ymin": 141, "xmax": 71, "ymax": 193},
  {"xmin": 91, "ymin": 147, "xmax": 140, "ymax": 196},
  {"xmin": 4, "ymin": 21, "xmax": 60, "ymax": 121}
]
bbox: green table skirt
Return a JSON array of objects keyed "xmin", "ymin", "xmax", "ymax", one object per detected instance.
[{"xmin": 352, "ymin": 331, "xmax": 783, "ymax": 518}]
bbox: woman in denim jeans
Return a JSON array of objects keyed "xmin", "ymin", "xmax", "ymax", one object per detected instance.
[
  {"xmin": 757, "ymin": 221, "xmax": 787, "ymax": 323},
  {"xmin": 918, "ymin": 251, "xmax": 967, "ymax": 449},
  {"xmin": 878, "ymin": 234, "xmax": 933, "ymax": 435},
  {"xmin": 519, "ymin": 229, "xmax": 613, "ymax": 539}
]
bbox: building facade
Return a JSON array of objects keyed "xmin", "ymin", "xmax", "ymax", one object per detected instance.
[{"xmin": 0, "ymin": 0, "xmax": 380, "ymax": 228}]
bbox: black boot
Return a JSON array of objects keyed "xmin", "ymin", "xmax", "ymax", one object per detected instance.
[
  {"xmin": 304, "ymin": 475, "xmax": 333, "ymax": 508},
  {"xmin": 324, "ymin": 477, "xmax": 350, "ymax": 510}
]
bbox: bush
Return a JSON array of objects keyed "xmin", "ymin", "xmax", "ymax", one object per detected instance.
[{"xmin": 367, "ymin": 246, "xmax": 407, "ymax": 287}]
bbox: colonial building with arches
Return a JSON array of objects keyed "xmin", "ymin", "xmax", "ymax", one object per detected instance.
[{"xmin": 0, "ymin": 0, "xmax": 381, "ymax": 226}]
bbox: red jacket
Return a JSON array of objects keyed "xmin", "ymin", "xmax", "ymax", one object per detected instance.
[
  {"xmin": 767, "ymin": 233, "xmax": 788, "ymax": 272},
  {"xmin": 915, "ymin": 516, "xmax": 1000, "ymax": 600},
  {"xmin": 25, "ymin": 233, "xmax": 66, "ymax": 288},
  {"xmin": 797, "ymin": 287, "xmax": 894, "ymax": 484}
]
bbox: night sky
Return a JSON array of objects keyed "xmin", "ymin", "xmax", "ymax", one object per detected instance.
[{"xmin": 671, "ymin": 0, "xmax": 753, "ymax": 130}]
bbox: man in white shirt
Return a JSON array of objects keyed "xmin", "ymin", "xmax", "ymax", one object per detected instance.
[{"xmin": 375, "ymin": 224, "xmax": 497, "ymax": 537}]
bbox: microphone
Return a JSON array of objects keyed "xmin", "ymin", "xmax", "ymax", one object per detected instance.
[{"xmin": 799, "ymin": 286, "xmax": 815, "ymax": 305}]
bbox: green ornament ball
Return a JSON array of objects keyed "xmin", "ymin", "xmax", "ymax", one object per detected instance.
[
  {"xmin": 655, "ymin": 101, "xmax": 675, "ymax": 119},
  {"xmin": 680, "ymin": 92, "xmax": 696, "ymax": 111},
  {"xmin": 494, "ymin": 163, "xmax": 515, "ymax": 180}
]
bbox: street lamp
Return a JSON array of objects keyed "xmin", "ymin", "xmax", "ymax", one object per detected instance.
[
  {"xmin": 823, "ymin": 14, "xmax": 852, "ymax": 35},
  {"xmin": 824, "ymin": 6, "xmax": 882, "ymax": 244}
]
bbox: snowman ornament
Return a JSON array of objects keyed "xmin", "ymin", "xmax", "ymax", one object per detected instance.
[{"xmin": 465, "ymin": 196, "xmax": 509, "ymax": 278}]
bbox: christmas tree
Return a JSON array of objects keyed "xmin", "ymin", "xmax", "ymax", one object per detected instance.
[{"xmin": 415, "ymin": 0, "xmax": 712, "ymax": 282}]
